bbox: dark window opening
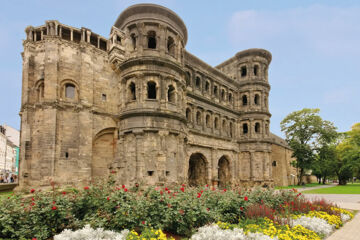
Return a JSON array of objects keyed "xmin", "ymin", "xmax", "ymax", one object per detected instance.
[
  {"xmin": 99, "ymin": 39, "xmax": 107, "ymax": 51},
  {"xmin": 37, "ymin": 82, "xmax": 44, "ymax": 101},
  {"xmin": 147, "ymin": 31, "xmax": 156, "ymax": 49},
  {"xmin": 65, "ymin": 84, "xmax": 75, "ymax": 99},
  {"xmin": 73, "ymin": 30, "xmax": 81, "ymax": 43},
  {"xmin": 255, "ymin": 122, "xmax": 260, "ymax": 133},
  {"xmin": 65, "ymin": 152, "xmax": 69, "ymax": 159},
  {"xmin": 102, "ymin": 94, "xmax": 107, "ymax": 101},
  {"xmin": 185, "ymin": 72, "xmax": 191, "ymax": 86},
  {"xmin": 168, "ymin": 85, "xmax": 175, "ymax": 103},
  {"xmin": 241, "ymin": 66, "xmax": 247, "ymax": 77},
  {"xmin": 272, "ymin": 161, "xmax": 277, "ymax": 167},
  {"xmin": 62, "ymin": 28, "xmax": 71, "ymax": 41},
  {"xmin": 264, "ymin": 97, "xmax": 267, "ymax": 107},
  {"xmin": 222, "ymin": 120, "xmax": 226, "ymax": 131},
  {"xmin": 195, "ymin": 76, "xmax": 201, "ymax": 88},
  {"xmin": 90, "ymin": 35, "xmax": 97, "ymax": 47},
  {"xmin": 129, "ymin": 82, "xmax": 136, "ymax": 100},
  {"xmin": 243, "ymin": 123, "xmax": 248, "ymax": 134},
  {"xmin": 214, "ymin": 117, "xmax": 219, "ymax": 129},
  {"xmin": 147, "ymin": 171, "xmax": 154, "ymax": 176},
  {"xmin": 35, "ymin": 31, "xmax": 41, "ymax": 41},
  {"xmin": 206, "ymin": 115, "xmax": 210, "ymax": 127},
  {"xmin": 167, "ymin": 36, "xmax": 175, "ymax": 56},
  {"xmin": 186, "ymin": 108, "xmax": 191, "ymax": 121},
  {"xmin": 213, "ymin": 86, "xmax": 218, "ymax": 96},
  {"xmin": 205, "ymin": 81, "xmax": 209, "ymax": 92},
  {"xmin": 147, "ymin": 81, "xmax": 157, "ymax": 99},
  {"xmin": 229, "ymin": 93, "xmax": 232, "ymax": 102},
  {"xmin": 131, "ymin": 34, "xmax": 136, "ymax": 50},
  {"xmin": 242, "ymin": 95, "xmax": 248, "ymax": 106},
  {"xmin": 116, "ymin": 35, "xmax": 121, "ymax": 44},
  {"xmin": 196, "ymin": 111, "xmax": 201, "ymax": 125},
  {"xmin": 221, "ymin": 89, "xmax": 225, "ymax": 100},
  {"xmin": 254, "ymin": 65, "xmax": 259, "ymax": 76},
  {"xmin": 166, "ymin": 171, "xmax": 170, "ymax": 176},
  {"xmin": 229, "ymin": 122, "xmax": 233, "ymax": 137},
  {"xmin": 254, "ymin": 94, "xmax": 260, "ymax": 105}
]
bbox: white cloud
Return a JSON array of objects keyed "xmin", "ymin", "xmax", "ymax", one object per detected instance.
[{"xmin": 228, "ymin": 5, "xmax": 360, "ymax": 56}]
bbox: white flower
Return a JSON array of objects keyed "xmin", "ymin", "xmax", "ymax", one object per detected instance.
[
  {"xmin": 290, "ymin": 216, "xmax": 334, "ymax": 236},
  {"xmin": 190, "ymin": 225, "xmax": 247, "ymax": 240},
  {"xmin": 247, "ymin": 232, "xmax": 279, "ymax": 240},
  {"xmin": 341, "ymin": 213, "xmax": 351, "ymax": 222},
  {"xmin": 54, "ymin": 225, "xmax": 129, "ymax": 240}
]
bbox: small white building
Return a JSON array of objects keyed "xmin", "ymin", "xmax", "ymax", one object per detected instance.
[{"xmin": 0, "ymin": 125, "xmax": 20, "ymax": 180}]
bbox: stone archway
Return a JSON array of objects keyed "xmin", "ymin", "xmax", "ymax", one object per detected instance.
[
  {"xmin": 188, "ymin": 153, "xmax": 208, "ymax": 186},
  {"xmin": 218, "ymin": 156, "xmax": 231, "ymax": 188},
  {"xmin": 92, "ymin": 128, "xmax": 116, "ymax": 179}
]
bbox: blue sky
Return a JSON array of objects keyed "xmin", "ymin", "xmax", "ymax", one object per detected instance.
[{"xmin": 1, "ymin": 0, "xmax": 359, "ymax": 137}]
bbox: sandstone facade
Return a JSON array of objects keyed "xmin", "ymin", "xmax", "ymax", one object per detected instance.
[{"xmin": 19, "ymin": 4, "xmax": 295, "ymax": 189}]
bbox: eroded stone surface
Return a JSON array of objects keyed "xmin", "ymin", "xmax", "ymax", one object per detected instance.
[{"xmin": 18, "ymin": 4, "xmax": 295, "ymax": 189}]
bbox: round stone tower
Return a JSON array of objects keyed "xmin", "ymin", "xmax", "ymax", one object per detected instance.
[
  {"xmin": 236, "ymin": 49, "xmax": 273, "ymax": 186},
  {"xmin": 109, "ymin": 4, "xmax": 189, "ymax": 186}
]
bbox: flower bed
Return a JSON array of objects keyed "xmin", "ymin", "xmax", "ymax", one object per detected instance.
[{"xmin": 0, "ymin": 179, "xmax": 354, "ymax": 240}]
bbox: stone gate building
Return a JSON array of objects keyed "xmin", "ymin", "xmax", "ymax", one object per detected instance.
[{"xmin": 18, "ymin": 4, "xmax": 296, "ymax": 189}]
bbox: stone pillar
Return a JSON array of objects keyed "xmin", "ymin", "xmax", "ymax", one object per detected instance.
[
  {"xmin": 250, "ymin": 151, "xmax": 254, "ymax": 181},
  {"xmin": 70, "ymin": 29, "xmax": 73, "ymax": 41}
]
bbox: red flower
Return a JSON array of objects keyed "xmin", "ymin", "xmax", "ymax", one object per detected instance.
[
  {"xmin": 205, "ymin": 184, "xmax": 209, "ymax": 187},
  {"xmin": 52, "ymin": 206, "xmax": 57, "ymax": 210},
  {"xmin": 165, "ymin": 187, "xmax": 169, "ymax": 191},
  {"xmin": 30, "ymin": 189, "xmax": 35, "ymax": 193},
  {"xmin": 62, "ymin": 191, "xmax": 66, "ymax": 195},
  {"xmin": 180, "ymin": 187, "xmax": 185, "ymax": 192},
  {"xmin": 84, "ymin": 186, "xmax": 89, "ymax": 190},
  {"xmin": 122, "ymin": 184, "xmax": 125, "ymax": 189},
  {"xmin": 244, "ymin": 196, "xmax": 248, "ymax": 201},
  {"xmin": 182, "ymin": 184, "xmax": 186, "ymax": 187},
  {"xmin": 197, "ymin": 193, "xmax": 202, "ymax": 198},
  {"xmin": 135, "ymin": 183, "xmax": 139, "ymax": 188},
  {"xmin": 223, "ymin": 189, "xmax": 227, "ymax": 192},
  {"xmin": 31, "ymin": 202, "xmax": 35, "ymax": 206},
  {"xmin": 297, "ymin": 193, "xmax": 302, "ymax": 197},
  {"xmin": 107, "ymin": 196, "xmax": 110, "ymax": 201},
  {"xmin": 240, "ymin": 207, "xmax": 244, "ymax": 210},
  {"xmin": 31, "ymin": 197, "xmax": 35, "ymax": 201},
  {"xmin": 141, "ymin": 221, "xmax": 145, "ymax": 225},
  {"xmin": 206, "ymin": 208, "xmax": 210, "ymax": 211},
  {"xmin": 200, "ymin": 190, "xmax": 204, "ymax": 193},
  {"xmin": 179, "ymin": 209, "xmax": 184, "ymax": 215},
  {"xmin": 160, "ymin": 190, "xmax": 163, "ymax": 195},
  {"xmin": 168, "ymin": 190, "xmax": 171, "ymax": 194},
  {"xmin": 32, "ymin": 238, "xmax": 37, "ymax": 240},
  {"xmin": 124, "ymin": 188, "xmax": 128, "ymax": 192}
]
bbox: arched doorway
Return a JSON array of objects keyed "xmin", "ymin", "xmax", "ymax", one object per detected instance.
[
  {"xmin": 218, "ymin": 156, "xmax": 231, "ymax": 188},
  {"xmin": 92, "ymin": 128, "xmax": 116, "ymax": 179},
  {"xmin": 188, "ymin": 153, "xmax": 207, "ymax": 186}
]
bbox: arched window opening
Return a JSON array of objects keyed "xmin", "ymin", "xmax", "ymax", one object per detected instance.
[
  {"xmin": 186, "ymin": 108, "xmax": 191, "ymax": 122},
  {"xmin": 147, "ymin": 81, "xmax": 157, "ymax": 99},
  {"xmin": 196, "ymin": 111, "xmax": 201, "ymax": 125},
  {"xmin": 205, "ymin": 81, "xmax": 209, "ymax": 92},
  {"xmin": 167, "ymin": 36, "xmax": 175, "ymax": 56},
  {"xmin": 221, "ymin": 89, "xmax": 225, "ymax": 100},
  {"xmin": 147, "ymin": 31, "xmax": 156, "ymax": 49},
  {"xmin": 206, "ymin": 114, "xmax": 210, "ymax": 128},
  {"xmin": 222, "ymin": 120, "xmax": 226, "ymax": 131},
  {"xmin": 213, "ymin": 85, "xmax": 218, "ymax": 96},
  {"xmin": 228, "ymin": 93, "xmax": 232, "ymax": 102},
  {"xmin": 37, "ymin": 81, "xmax": 44, "ymax": 101},
  {"xmin": 116, "ymin": 35, "xmax": 121, "ymax": 44},
  {"xmin": 255, "ymin": 122, "xmax": 260, "ymax": 133},
  {"xmin": 65, "ymin": 83, "xmax": 75, "ymax": 99},
  {"xmin": 214, "ymin": 117, "xmax": 219, "ymax": 129},
  {"xmin": 242, "ymin": 95, "xmax": 248, "ymax": 106},
  {"xmin": 129, "ymin": 82, "xmax": 136, "ymax": 100},
  {"xmin": 272, "ymin": 161, "xmax": 277, "ymax": 167},
  {"xmin": 241, "ymin": 66, "xmax": 247, "ymax": 77},
  {"xmin": 168, "ymin": 85, "xmax": 175, "ymax": 103},
  {"xmin": 229, "ymin": 122, "xmax": 233, "ymax": 137},
  {"xmin": 243, "ymin": 123, "xmax": 248, "ymax": 134},
  {"xmin": 254, "ymin": 94, "xmax": 260, "ymax": 105},
  {"xmin": 195, "ymin": 76, "xmax": 201, "ymax": 88},
  {"xmin": 131, "ymin": 33, "xmax": 136, "ymax": 50},
  {"xmin": 254, "ymin": 65, "xmax": 259, "ymax": 76},
  {"xmin": 185, "ymin": 72, "xmax": 191, "ymax": 86}
]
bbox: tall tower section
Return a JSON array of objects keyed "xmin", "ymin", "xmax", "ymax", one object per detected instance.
[
  {"xmin": 109, "ymin": 4, "xmax": 189, "ymax": 186},
  {"xmin": 217, "ymin": 49, "xmax": 273, "ymax": 186}
]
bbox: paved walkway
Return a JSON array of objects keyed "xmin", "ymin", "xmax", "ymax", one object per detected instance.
[
  {"xmin": 301, "ymin": 188, "xmax": 360, "ymax": 240},
  {"xmin": 297, "ymin": 183, "xmax": 336, "ymax": 192}
]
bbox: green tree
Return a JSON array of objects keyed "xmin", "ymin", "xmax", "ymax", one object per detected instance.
[
  {"xmin": 336, "ymin": 123, "xmax": 360, "ymax": 185},
  {"xmin": 280, "ymin": 108, "xmax": 337, "ymax": 185}
]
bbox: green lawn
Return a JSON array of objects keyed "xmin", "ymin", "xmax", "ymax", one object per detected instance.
[
  {"xmin": 0, "ymin": 191, "xmax": 13, "ymax": 201},
  {"xmin": 302, "ymin": 183, "xmax": 360, "ymax": 194},
  {"xmin": 275, "ymin": 183, "xmax": 323, "ymax": 190}
]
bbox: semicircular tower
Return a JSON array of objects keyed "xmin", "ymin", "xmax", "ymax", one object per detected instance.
[{"xmin": 109, "ymin": 4, "xmax": 188, "ymax": 186}]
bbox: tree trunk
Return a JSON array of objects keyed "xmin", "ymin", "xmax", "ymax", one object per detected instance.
[
  {"xmin": 298, "ymin": 168, "xmax": 305, "ymax": 185},
  {"xmin": 339, "ymin": 179, "xmax": 347, "ymax": 185},
  {"xmin": 322, "ymin": 176, "xmax": 327, "ymax": 184}
]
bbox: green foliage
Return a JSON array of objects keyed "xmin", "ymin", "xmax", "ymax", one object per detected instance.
[
  {"xmin": 280, "ymin": 108, "xmax": 337, "ymax": 185},
  {"xmin": 0, "ymin": 179, "xmax": 301, "ymax": 239}
]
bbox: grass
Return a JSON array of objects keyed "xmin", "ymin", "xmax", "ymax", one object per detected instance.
[
  {"xmin": 302, "ymin": 183, "xmax": 360, "ymax": 194},
  {"xmin": 275, "ymin": 183, "xmax": 324, "ymax": 190}
]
